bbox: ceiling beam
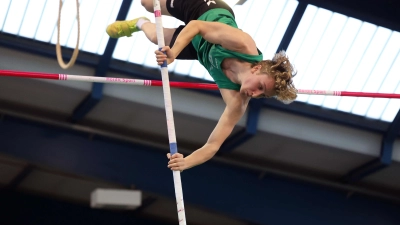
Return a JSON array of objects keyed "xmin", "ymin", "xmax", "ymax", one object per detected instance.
[{"xmin": 342, "ymin": 110, "xmax": 400, "ymax": 183}]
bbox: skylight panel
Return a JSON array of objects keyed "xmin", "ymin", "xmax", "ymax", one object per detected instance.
[
  {"xmin": 288, "ymin": 4, "xmax": 399, "ymax": 121},
  {"xmin": 144, "ymin": 43, "xmax": 160, "ymax": 69},
  {"xmin": 240, "ymin": 0, "xmax": 270, "ymax": 36},
  {"xmin": 129, "ymin": 34, "xmax": 152, "ymax": 65},
  {"xmin": 252, "ymin": 0, "xmax": 285, "ymax": 57},
  {"xmin": 286, "ymin": 5, "xmax": 317, "ymax": 63},
  {"xmin": 307, "ymin": 13, "xmax": 348, "ymax": 105},
  {"xmin": 263, "ymin": 0, "xmax": 298, "ymax": 58},
  {"xmin": 204, "ymin": 72, "xmax": 214, "ymax": 82},
  {"xmin": 113, "ymin": 36, "xmax": 138, "ymax": 62},
  {"xmin": 337, "ymin": 25, "xmax": 390, "ymax": 113},
  {"xmin": 295, "ymin": 9, "xmax": 337, "ymax": 103},
  {"xmin": 173, "ymin": 61, "xmax": 195, "ymax": 76},
  {"xmin": 0, "ymin": 0, "xmax": 11, "ymax": 30},
  {"xmin": 19, "ymin": 0, "xmax": 46, "ymax": 38},
  {"xmin": 352, "ymin": 29, "xmax": 397, "ymax": 116},
  {"xmin": 233, "ymin": 0, "xmax": 255, "ymax": 28},
  {"xmin": 3, "ymin": 0, "xmax": 28, "ymax": 35},
  {"xmin": 321, "ymin": 21, "xmax": 373, "ymax": 109},
  {"xmin": 35, "ymin": 0, "xmax": 59, "ymax": 42},
  {"xmin": 368, "ymin": 40, "xmax": 400, "ymax": 120},
  {"xmin": 381, "ymin": 85, "xmax": 400, "ymax": 122},
  {"xmin": 288, "ymin": 7, "xmax": 332, "ymax": 103}
]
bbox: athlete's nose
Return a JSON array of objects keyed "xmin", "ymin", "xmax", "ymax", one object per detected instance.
[{"xmin": 253, "ymin": 90, "xmax": 262, "ymax": 97}]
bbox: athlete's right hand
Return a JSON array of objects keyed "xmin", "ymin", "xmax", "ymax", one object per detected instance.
[
  {"xmin": 155, "ymin": 46, "xmax": 176, "ymax": 65},
  {"xmin": 167, "ymin": 153, "xmax": 186, "ymax": 172}
]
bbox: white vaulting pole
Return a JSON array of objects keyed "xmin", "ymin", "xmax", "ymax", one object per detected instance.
[{"xmin": 152, "ymin": 0, "xmax": 187, "ymax": 224}]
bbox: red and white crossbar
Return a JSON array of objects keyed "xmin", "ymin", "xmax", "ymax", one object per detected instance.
[
  {"xmin": 0, "ymin": 69, "xmax": 218, "ymax": 90},
  {"xmin": 1, "ymin": 69, "xmax": 399, "ymax": 98}
]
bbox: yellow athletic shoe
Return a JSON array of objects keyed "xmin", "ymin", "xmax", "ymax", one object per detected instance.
[{"xmin": 106, "ymin": 17, "xmax": 150, "ymax": 38}]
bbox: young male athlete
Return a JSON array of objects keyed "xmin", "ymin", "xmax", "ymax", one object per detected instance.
[{"xmin": 106, "ymin": 0, "xmax": 297, "ymax": 172}]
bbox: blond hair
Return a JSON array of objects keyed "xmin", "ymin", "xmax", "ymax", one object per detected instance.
[{"xmin": 253, "ymin": 50, "xmax": 297, "ymax": 104}]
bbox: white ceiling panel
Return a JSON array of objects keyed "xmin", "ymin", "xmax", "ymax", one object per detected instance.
[
  {"xmin": 19, "ymin": 0, "xmax": 46, "ymax": 38},
  {"xmin": 35, "ymin": 0, "xmax": 60, "ymax": 42},
  {"xmin": 2, "ymin": 0, "xmax": 28, "ymax": 35},
  {"xmin": 0, "ymin": 0, "xmax": 11, "ymax": 30},
  {"xmin": 0, "ymin": 0, "xmax": 398, "ymax": 122}
]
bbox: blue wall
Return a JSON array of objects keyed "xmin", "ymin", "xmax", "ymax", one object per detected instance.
[{"xmin": 1, "ymin": 116, "xmax": 399, "ymax": 225}]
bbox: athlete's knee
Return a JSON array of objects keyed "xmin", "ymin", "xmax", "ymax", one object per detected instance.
[{"xmin": 141, "ymin": 0, "xmax": 153, "ymax": 12}]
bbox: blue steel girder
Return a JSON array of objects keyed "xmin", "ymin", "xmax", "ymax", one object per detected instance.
[
  {"xmin": 342, "ymin": 110, "xmax": 400, "ymax": 183},
  {"xmin": 70, "ymin": 0, "xmax": 133, "ymax": 122},
  {"xmin": 2, "ymin": 116, "xmax": 400, "ymax": 225}
]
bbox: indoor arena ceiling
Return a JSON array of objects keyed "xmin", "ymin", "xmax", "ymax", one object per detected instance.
[
  {"xmin": 1, "ymin": 0, "xmax": 400, "ymax": 224},
  {"xmin": 1, "ymin": 0, "xmax": 399, "ymax": 122}
]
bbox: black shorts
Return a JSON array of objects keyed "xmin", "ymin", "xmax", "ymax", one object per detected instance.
[{"xmin": 166, "ymin": 0, "xmax": 235, "ymax": 60}]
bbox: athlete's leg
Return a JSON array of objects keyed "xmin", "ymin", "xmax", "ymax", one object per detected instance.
[
  {"xmin": 106, "ymin": 18, "xmax": 175, "ymax": 46},
  {"xmin": 140, "ymin": 22, "xmax": 176, "ymax": 45},
  {"xmin": 107, "ymin": 0, "xmax": 196, "ymax": 59}
]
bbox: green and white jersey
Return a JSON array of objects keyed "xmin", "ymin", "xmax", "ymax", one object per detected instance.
[{"xmin": 192, "ymin": 8, "xmax": 263, "ymax": 90}]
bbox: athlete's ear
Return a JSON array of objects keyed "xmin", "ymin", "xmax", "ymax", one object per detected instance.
[{"xmin": 251, "ymin": 64, "xmax": 261, "ymax": 73}]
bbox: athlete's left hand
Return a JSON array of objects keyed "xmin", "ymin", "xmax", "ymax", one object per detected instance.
[{"xmin": 155, "ymin": 46, "xmax": 176, "ymax": 65}]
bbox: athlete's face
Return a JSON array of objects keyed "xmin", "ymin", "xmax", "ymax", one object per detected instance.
[{"xmin": 240, "ymin": 66, "xmax": 276, "ymax": 98}]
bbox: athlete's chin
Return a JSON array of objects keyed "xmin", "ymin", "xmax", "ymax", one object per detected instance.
[
  {"xmin": 239, "ymin": 87, "xmax": 246, "ymax": 96},
  {"xmin": 239, "ymin": 87, "xmax": 250, "ymax": 97}
]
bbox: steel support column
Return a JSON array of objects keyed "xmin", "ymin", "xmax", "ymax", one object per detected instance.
[
  {"xmin": 276, "ymin": 2, "xmax": 307, "ymax": 52},
  {"xmin": 70, "ymin": 0, "xmax": 133, "ymax": 122}
]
